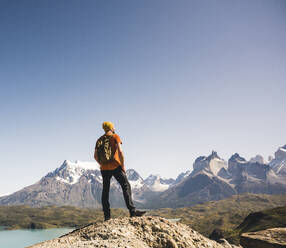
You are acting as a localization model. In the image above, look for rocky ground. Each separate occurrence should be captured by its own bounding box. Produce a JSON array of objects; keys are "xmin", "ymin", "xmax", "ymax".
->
[
  {"xmin": 28, "ymin": 216, "xmax": 241, "ymax": 248},
  {"xmin": 240, "ymin": 228, "xmax": 286, "ymax": 248}
]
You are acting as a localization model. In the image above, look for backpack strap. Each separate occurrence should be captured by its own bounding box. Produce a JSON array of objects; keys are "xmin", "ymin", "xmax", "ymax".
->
[{"xmin": 106, "ymin": 133, "xmax": 114, "ymax": 141}]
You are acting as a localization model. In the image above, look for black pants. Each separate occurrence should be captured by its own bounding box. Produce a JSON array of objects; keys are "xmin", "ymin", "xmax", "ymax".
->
[{"xmin": 101, "ymin": 166, "xmax": 135, "ymax": 217}]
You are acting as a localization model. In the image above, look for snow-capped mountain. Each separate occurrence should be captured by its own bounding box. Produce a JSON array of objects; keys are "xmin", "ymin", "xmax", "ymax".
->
[
  {"xmin": 125, "ymin": 169, "xmax": 156, "ymax": 203},
  {"xmin": 0, "ymin": 160, "xmax": 174, "ymax": 207},
  {"xmin": 126, "ymin": 169, "xmax": 144, "ymax": 190},
  {"xmin": 192, "ymin": 151, "xmax": 229, "ymax": 178},
  {"xmin": 146, "ymin": 152, "xmax": 236, "ymax": 208},
  {"xmin": 227, "ymin": 153, "xmax": 281, "ymax": 194},
  {"xmin": 143, "ymin": 147, "xmax": 286, "ymax": 209},
  {"xmin": 0, "ymin": 160, "xmax": 125, "ymax": 208},
  {"xmin": 49, "ymin": 160, "xmax": 101, "ymax": 185}
]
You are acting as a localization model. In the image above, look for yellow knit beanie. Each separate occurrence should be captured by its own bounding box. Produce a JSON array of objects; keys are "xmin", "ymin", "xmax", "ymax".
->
[{"xmin": 102, "ymin": 121, "xmax": 114, "ymax": 132}]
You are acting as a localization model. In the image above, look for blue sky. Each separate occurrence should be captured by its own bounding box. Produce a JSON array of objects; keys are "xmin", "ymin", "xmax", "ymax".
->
[{"xmin": 0, "ymin": 0, "xmax": 286, "ymax": 196}]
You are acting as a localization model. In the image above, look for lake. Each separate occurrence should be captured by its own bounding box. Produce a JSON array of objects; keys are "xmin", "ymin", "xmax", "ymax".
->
[{"xmin": 0, "ymin": 227, "xmax": 74, "ymax": 248}]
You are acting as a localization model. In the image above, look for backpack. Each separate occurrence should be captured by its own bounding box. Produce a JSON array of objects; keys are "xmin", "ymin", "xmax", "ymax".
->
[{"xmin": 96, "ymin": 135, "xmax": 115, "ymax": 164}]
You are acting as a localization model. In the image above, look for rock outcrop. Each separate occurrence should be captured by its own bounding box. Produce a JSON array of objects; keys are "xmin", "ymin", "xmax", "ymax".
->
[
  {"xmin": 28, "ymin": 216, "xmax": 240, "ymax": 248},
  {"xmin": 240, "ymin": 228, "xmax": 286, "ymax": 248},
  {"xmin": 270, "ymin": 144, "xmax": 286, "ymax": 176}
]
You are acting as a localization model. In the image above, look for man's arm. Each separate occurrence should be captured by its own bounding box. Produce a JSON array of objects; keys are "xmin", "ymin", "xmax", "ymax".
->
[
  {"xmin": 94, "ymin": 149, "xmax": 100, "ymax": 164},
  {"xmin": 117, "ymin": 143, "xmax": 126, "ymax": 173}
]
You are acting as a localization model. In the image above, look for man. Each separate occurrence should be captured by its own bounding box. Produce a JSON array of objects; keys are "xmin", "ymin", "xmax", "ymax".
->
[{"xmin": 94, "ymin": 121, "xmax": 146, "ymax": 221}]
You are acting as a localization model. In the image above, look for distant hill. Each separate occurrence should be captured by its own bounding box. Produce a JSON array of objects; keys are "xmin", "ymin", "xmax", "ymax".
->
[
  {"xmin": 0, "ymin": 205, "xmax": 128, "ymax": 230},
  {"xmin": 148, "ymin": 193, "xmax": 286, "ymax": 243},
  {"xmin": 2, "ymin": 193, "xmax": 286, "ymax": 232},
  {"xmin": 224, "ymin": 205, "xmax": 286, "ymax": 244},
  {"xmin": 236, "ymin": 205, "xmax": 286, "ymax": 234}
]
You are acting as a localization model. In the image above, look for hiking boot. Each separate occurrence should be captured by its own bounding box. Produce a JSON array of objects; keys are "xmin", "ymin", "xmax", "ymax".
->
[
  {"xmin": 130, "ymin": 210, "xmax": 146, "ymax": 217},
  {"xmin": 104, "ymin": 210, "xmax": 111, "ymax": 221},
  {"xmin": 104, "ymin": 216, "xmax": 111, "ymax": 221}
]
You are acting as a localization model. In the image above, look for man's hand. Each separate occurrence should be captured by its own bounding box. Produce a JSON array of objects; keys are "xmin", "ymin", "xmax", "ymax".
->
[{"xmin": 121, "ymin": 166, "xmax": 126, "ymax": 173}]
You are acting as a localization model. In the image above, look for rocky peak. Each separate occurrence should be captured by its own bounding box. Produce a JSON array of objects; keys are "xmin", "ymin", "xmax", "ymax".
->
[
  {"xmin": 195, "ymin": 155, "xmax": 207, "ymax": 163},
  {"xmin": 174, "ymin": 170, "xmax": 191, "ymax": 184},
  {"xmin": 144, "ymin": 174, "xmax": 160, "ymax": 185},
  {"xmin": 126, "ymin": 169, "xmax": 142, "ymax": 181},
  {"xmin": 267, "ymin": 155, "xmax": 274, "ymax": 162},
  {"xmin": 56, "ymin": 160, "xmax": 99, "ymax": 173},
  {"xmin": 126, "ymin": 169, "xmax": 145, "ymax": 191},
  {"xmin": 46, "ymin": 160, "xmax": 100, "ymax": 185},
  {"xmin": 249, "ymin": 155, "xmax": 265, "ymax": 164},
  {"xmin": 207, "ymin": 151, "xmax": 220, "ymax": 161},
  {"xmin": 160, "ymin": 177, "xmax": 176, "ymax": 185},
  {"xmin": 228, "ymin": 153, "xmax": 248, "ymax": 176},
  {"xmin": 229, "ymin": 153, "xmax": 247, "ymax": 163},
  {"xmin": 269, "ymin": 145, "xmax": 286, "ymax": 176},
  {"xmin": 28, "ymin": 216, "xmax": 240, "ymax": 248},
  {"xmin": 192, "ymin": 151, "xmax": 225, "ymax": 176},
  {"xmin": 274, "ymin": 145, "xmax": 286, "ymax": 160}
]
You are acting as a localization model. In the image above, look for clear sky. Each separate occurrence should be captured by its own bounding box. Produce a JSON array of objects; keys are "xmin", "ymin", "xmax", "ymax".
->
[{"xmin": 0, "ymin": 0, "xmax": 286, "ymax": 196}]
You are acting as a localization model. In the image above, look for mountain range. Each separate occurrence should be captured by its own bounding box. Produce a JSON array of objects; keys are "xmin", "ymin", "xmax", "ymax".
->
[
  {"xmin": 1, "ymin": 144, "xmax": 286, "ymax": 208},
  {"xmin": 143, "ymin": 145, "xmax": 286, "ymax": 208}
]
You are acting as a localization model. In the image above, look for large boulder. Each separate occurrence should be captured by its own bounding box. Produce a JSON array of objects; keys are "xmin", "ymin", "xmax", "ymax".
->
[{"xmin": 28, "ymin": 216, "xmax": 241, "ymax": 248}]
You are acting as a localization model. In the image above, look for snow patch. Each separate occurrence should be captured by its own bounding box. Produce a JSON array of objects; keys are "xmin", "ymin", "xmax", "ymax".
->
[
  {"xmin": 0, "ymin": 192, "xmax": 11, "ymax": 197},
  {"xmin": 270, "ymin": 158, "xmax": 286, "ymax": 175},
  {"xmin": 148, "ymin": 181, "xmax": 170, "ymax": 192},
  {"xmin": 144, "ymin": 174, "xmax": 173, "ymax": 192},
  {"xmin": 209, "ymin": 157, "xmax": 227, "ymax": 176},
  {"xmin": 129, "ymin": 180, "xmax": 144, "ymax": 190},
  {"xmin": 55, "ymin": 160, "xmax": 100, "ymax": 185},
  {"xmin": 65, "ymin": 160, "xmax": 100, "ymax": 170}
]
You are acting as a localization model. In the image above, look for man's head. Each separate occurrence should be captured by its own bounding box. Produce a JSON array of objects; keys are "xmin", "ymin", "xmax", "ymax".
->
[{"xmin": 102, "ymin": 121, "xmax": 115, "ymax": 133}]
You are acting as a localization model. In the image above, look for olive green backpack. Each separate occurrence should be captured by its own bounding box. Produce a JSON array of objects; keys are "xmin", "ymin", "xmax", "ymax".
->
[{"xmin": 96, "ymin": 135, "xmax": 115, "ymax": 164}]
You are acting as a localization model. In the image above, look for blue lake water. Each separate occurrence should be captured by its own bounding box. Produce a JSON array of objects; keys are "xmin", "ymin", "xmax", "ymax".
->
[{"xmin": 0, "ymin": 227, "xmax": 74, "ymax": 248}]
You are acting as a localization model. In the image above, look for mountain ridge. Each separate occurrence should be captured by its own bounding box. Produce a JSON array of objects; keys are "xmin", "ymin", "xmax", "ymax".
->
[
  {"xmin": 142, "ymin": 144, "xmax": 286, "ymax": 208},
  {"xmin": 1, "ymin": 144, "xmax": 286, "ymax": 208}
]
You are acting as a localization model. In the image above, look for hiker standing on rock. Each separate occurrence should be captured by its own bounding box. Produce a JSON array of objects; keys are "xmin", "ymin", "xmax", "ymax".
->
[{"xmin": 94, "ymin": 121, "xmax": 146, "ymax": 221}]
